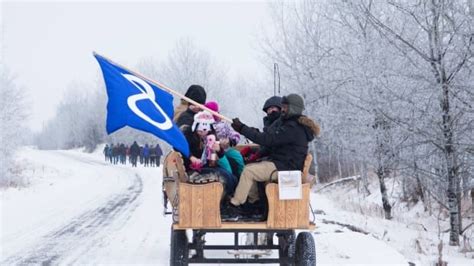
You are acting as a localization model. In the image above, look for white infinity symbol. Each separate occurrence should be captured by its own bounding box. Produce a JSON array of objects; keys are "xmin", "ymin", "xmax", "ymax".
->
[{"xmin": 123, "ymin": 74, "xmax": 173, "ymax": 130}]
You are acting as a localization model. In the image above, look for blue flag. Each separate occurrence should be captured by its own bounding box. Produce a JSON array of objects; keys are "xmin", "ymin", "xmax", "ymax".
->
[{"xmin": 94, "ymin": 53, "xmax": 189, "ymax": 157}]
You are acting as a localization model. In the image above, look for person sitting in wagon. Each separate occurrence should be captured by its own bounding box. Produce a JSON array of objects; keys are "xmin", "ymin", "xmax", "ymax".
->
[
  {"xmin": 204, "ymin": 101, "xmax": 245, "ymax": 178},
  {"xmin": 225, "ymin": 94, "xmax": 320, "ymax": 218},
  {"xmin": 181, "ymin": 110, "xmax": 237, "ymax": 197},
  {"xmin": 175, "ymin": 84, "xmax": 207, "ymax": 128},
  {"xmin": 240, "ymin": 95, "xmax": 282, "ymax": 163}
]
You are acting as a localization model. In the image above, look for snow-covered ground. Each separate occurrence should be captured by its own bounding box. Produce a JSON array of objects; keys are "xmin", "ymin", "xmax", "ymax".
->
[
  {"xmin": 0, "ymin": 147, "xmax": 471, "ymax": 265},
  {"xmin": 313, "ymin": 177, "xmax": 474, "ymax": 266}
]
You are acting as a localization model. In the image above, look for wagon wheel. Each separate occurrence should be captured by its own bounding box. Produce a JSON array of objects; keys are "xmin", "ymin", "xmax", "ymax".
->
[{"xmin": 294, "ymin": 232, "xmax": 316, "ymax": 266}]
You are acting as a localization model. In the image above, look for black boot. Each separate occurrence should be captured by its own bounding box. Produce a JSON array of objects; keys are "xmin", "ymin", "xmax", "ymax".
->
[{"xmin": 221, "ymin": 201, "xmax": 244, "ymax": 222}]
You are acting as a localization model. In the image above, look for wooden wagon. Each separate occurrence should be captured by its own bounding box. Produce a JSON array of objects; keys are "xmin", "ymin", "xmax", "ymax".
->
[{"xmin": 162, "ymin": 148, "xmax": 316, "ymax": 265}]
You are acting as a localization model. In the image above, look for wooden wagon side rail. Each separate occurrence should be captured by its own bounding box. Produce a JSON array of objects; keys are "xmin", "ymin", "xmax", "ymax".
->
[
  {"xmin": 173, "ymin": 222, "xmax": 315, "ymax": 230},
  {"xmin": 266, "ymin": 183, "xmax": 311, "ymax": 228},
  {"xmin": 178, "ymin": 182, "xmax": 223, "ymax": 228}
]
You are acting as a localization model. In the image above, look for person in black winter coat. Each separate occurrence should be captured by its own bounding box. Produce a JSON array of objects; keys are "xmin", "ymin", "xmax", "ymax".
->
[
  {"xmin": 240, "ymin": 96, "xmax": 282, "ymax": 163},
  {"xmin": 130, "ymin": 141, "xmax": 140, "ymax": 167},
  {"xmin": 228, "ymin": 93, "xmax": 320, "ymax": 208},
  {"xmin": 262, "ymin": 96, "xmax": 282, "ymax": 131},
  {"xmin": 181, "ymin": 111, "xmax": 237, "ymax": 197},
  {"xmin": 176, "ymin": 85, "xmax": 207, "ymax": 128},
  {"xmin": 103, "ymin": 144, "xmax": 110, "ymax": 162},
  {"xmin": 155, "ymin": 144, "xmax": 163, "ymax": 167}
]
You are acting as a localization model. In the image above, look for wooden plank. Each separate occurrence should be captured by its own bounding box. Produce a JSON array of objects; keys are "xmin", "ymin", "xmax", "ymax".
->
[
  {"xmin": 266, "ymin": 184, "xmax": 276, "ymax": 228},
  {"xmin": 275, "ymin": 193, "xmax": 287, "ymax": 228},
  {"xmin": 179, "ymin": 183, "xmax": 191, "ymax": 227},
  {"xmin": 175, "ymin": 153, "xmax": 187, "ymax": 182},
  {"xmin": 266, "ymin": 183, "xmax": 286, "ymax": 228},
  {"xmin": 234, "ymin": 144, "xmax": 259, "ymax": 152},
  {"xmin": 163, "ymin": 180, "xmax": 177, "ymax": 207},
  {"xmin": 203, "ymin": 183, "xmax": 217, "ymax": 226},
  {"xmin": 213, "ymin": 183, "xmax": 223, "ymax": 227},
  {"xmin": 178, "ymin": 182, "xmax": 222, "ymax": 228},
  {"xmin": 173, "ymin": 222, "xmax": 316, "ymax": 230},
  {"xmin": 298, "ymin": 184, "xmax": 310, "ymax": 227},
  {"xmin": 286, "ymin": 199, "xmax": 298, "ymax": 228},
  {"xmin": 302, "ymin": 154, "xmax": 313, "ymax": 183},
  {"xmin": 266, "ymin": 183, "xmax": 311, "ymax": 229},
  {"xmin": 163, "ymin": 151, "xmax": 187, "ymax": 182},
  {"xmin": 203, "ymin": 182, "xmax": 222, "ymax": 227},
  {"xmin": 192, "ymin": 185, "xmax": 204, "ymax": 227}
]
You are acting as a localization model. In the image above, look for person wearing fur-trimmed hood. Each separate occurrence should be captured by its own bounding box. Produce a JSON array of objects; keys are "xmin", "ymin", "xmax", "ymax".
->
[{"xmin": 227, "ymin": 93, "xmax": 320, "ymax": 211}]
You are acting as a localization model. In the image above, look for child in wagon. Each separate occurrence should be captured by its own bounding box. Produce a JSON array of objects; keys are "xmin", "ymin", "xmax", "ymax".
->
[
  {"xmin": 182, "ymin": 110, "xmax": 237, "ymax": 196},
  {"xmin": 204, "ymin": 101, "xmax": 245, "ymax": 178}
]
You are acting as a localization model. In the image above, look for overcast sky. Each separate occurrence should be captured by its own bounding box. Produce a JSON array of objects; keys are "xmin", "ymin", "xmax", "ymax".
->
[{"xmin": 2, "ymin": 0, "xmax": 271, "ymax": 132}]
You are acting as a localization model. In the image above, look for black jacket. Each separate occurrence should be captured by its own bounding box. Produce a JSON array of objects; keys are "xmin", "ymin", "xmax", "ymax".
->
[
  {"xmin": 262, "ymin": 112, "xmax": 281, "ymax": 131},
  {"xmin": 240, "ymin": 115, "xmax": 319, "ymax": 171},
  {"xmin": 155, "ymin": 145, "xmax": 163, "ymax": 157},
  {"xmin": 176, "ymin": 108, "xmax": 195, "ymax": 128},
  {"xmin": 130, "ymin": 142, "xmax": 140, "ymax": 156},
  {"xmin": 258, "ymin": 113, "xmax": 282, "ymax": 158},
  {"xmin": 181, "ymin": 126, "xmax": 205, "ymax": 171}
]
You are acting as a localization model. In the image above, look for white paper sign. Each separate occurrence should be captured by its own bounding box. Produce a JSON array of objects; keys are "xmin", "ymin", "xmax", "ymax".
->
[{"xmin": 278, "ymin": 171, "xmax": 302, "ymax": 200}]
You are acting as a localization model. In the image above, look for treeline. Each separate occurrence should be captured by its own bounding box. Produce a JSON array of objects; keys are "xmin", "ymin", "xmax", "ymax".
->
[{"xmin": 260, "ymin": 0, "xmax": 473, "ymax": 246}]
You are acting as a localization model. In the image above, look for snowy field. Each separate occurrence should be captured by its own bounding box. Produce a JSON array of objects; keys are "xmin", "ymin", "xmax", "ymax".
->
[{"xmin": 0, "ymin": 147, "xmax": 472, "ymax": 265}]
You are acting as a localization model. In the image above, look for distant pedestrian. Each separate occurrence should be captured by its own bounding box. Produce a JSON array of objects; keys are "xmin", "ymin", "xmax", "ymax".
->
[
  {"xmin": 139, "ymin": 146, "xmax": 144, "ymax": 165},
  {"xmin": 112, "ymin": 144, "xmax": 119, "ymax": 164},
  {"xmin": 149, "ymin": 145, "xmax": 156, "ymax": 167},
  {"xmin": 126, "ymin": 145, "xmax": 130, "ymax": 164},
  {"xmin": 103, "ymin": 144, "xmax": 110, "ymax": 162},
  {"xmin": 130, "ymin": 141, "xmax": 140, "ymax": 167},
  {"xmin": 108, "ymin": 144, "xmax": 114, "ymax": 163},
  {"xmin": 155, "ymin": 144, "xmax": 163, "ymax": 167},
  {"xmin": 119, "ymin": 143, "xmax": 126, "ymax": 164},
  {"xmin": 143, "ymin": 144, "xmax": 150, "ymax": 167}
]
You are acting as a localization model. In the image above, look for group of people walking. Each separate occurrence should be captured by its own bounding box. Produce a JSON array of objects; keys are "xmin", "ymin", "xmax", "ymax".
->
[
  {"xmin": 103, "ymin": 142, "xmax": 163, "ymax": 167},
  {"xmin": 173, "ymin": 85, "xmax": 320, "ymax": 220}
]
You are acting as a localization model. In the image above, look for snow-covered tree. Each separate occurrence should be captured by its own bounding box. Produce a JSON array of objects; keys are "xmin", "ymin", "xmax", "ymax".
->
[
  {"xmin": 0, "ymin": 67, "xmax": 28, "ymax": 186},
  {"xmin": 159, "ymin": 37, "xmax": 229, "ymax": 100},
  {"xmin": 35, "ymin": 80, "xmax": 106, "ymax": 151},
  {"xmin": 260, "ymin": 0, "xmax": 473, "ymax": 233},
  {"xmin": 355, "ymin": 0, "xmax": 473, "ymax": 246}
]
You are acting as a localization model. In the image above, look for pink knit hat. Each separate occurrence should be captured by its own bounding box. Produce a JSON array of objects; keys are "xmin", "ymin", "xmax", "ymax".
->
[{"xmin": 204, "ymin": 101, "xmax": 220, "ymax": 121}]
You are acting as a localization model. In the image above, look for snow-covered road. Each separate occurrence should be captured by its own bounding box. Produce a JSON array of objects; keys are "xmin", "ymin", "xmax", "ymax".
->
[
  {"xmin": 1, "ymin": 147, "xmax": 410, "ymax": 265},
  {"xmin": 1, "ymin": 148, "xmax": 169, "ymax": 264}
]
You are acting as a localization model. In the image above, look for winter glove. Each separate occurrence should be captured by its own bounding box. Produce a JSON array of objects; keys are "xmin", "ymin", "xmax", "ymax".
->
[
  {"xmin": 190, "ymin": 161, "xmax": 203, "ymax": 171},
  {"xmin": 231, "ymin": 118, "xmax": 244, "ymax": 133},
  {"xmin": 240, "ymin": 146, "xmax": 251, "ymax": 156},
  {"xmin": 190, "ymin": 156, "xmax": 203, "ymax": 171}
]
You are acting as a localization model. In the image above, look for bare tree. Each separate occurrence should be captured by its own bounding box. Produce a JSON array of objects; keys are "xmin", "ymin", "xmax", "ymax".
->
[{"xmin": 159, "ymin": 37, "xmax": 229, "ymax": 99}]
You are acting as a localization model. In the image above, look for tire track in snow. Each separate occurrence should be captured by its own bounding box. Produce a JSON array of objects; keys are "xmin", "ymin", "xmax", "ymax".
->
[
  {"xmin": 52, "ymin": 150, "xmax": 111, "ymax": 167},
  {"xmin": 2, "ymin": 174, "xmax": 143, "ymax": 265}
]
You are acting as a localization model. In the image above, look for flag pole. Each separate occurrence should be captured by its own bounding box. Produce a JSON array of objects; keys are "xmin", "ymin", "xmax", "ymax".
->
[{"xmin": 94, "ymin": 52, "xmax": 232, "ymax": 123}]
